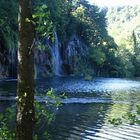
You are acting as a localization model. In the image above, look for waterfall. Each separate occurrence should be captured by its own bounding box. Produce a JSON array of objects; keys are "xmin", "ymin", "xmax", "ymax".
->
[
  {"xmin": 52, "ymin": 31, "xmax": 62, "ymax": 76},
  {"xmin": 6, "ymin": 47, "xmax": 17, "ymax": 78},
  {"xmin": 46, "ymin": 31, "xmax": 62, "ymax": 76},
  {"xmin": 34, "ymin": 33, "xmax": 87, "ymax": 77},
  {"xmin": 10, "ymin": 48, "xmax": 17, "ymax": 78}
]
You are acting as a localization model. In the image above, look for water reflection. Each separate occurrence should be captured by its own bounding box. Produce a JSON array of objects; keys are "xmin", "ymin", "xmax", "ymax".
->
[
  {"xmin": 47, "ymin": 104, "xmax": 110, "ymax": 140},
  {"xmin": 0, "ymin": 80, "xmax": 16, "ymax": 96},
  {"xmin": 0, "ymin": 77, "xmax": 140, "ymax": 139},
  {"xmin": 47, "ymin": 103, "xmax": 140, "ymax": 140}
]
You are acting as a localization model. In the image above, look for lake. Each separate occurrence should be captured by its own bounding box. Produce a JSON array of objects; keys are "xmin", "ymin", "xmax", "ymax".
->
[{"xmin": 0, "ymin": 77, "xmax": 140, "ymax": 139}]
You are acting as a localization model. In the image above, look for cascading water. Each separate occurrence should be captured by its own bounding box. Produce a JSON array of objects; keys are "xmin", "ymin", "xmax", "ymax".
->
[
  {"xmin": 0, "ymin": 31, "xmax": 87, "ymax": 78},
  {"xmin": 52, "ymin": 31, "xmax": 62, "ymax": 75},
  {"xmin": 47, "ymin": 31, "xmax": 62, "ymax": 76},
  {"xmin": 9, "ymin": 47, "xmax": 17, "ymax": 78},
  {"xmin": 34, "ymin": 33, "xmax": 88, "ymax": 77}
]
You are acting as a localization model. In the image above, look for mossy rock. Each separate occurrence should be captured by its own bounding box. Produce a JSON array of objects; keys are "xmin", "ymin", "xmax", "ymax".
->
[{"xmin": 84, "ymin": 75, "xmax": 92, "ymax": 81}]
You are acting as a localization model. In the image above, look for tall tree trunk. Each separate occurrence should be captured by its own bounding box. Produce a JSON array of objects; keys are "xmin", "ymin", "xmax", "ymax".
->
[{"xmin": 16, "ymin": 0, "xmax": 35, "ymax": 140}]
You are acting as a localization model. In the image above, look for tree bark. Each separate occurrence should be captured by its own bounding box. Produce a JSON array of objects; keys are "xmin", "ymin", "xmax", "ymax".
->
[{"xmin": 16, "ymin": 0, "xmax": 35, "ymax": 140}]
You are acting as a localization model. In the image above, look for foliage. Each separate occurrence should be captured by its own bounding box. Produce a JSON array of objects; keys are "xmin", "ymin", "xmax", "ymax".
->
[
  {"xmin": 106, "ymin": 5, "xmax": 140, "ymax": 77},
  {"xmin": 108, "ymin": 118, "xmax": 122, "ymax": 126},
  {"xmin": 1, "ymin": 0, "xmax": 140, "ymax": 77},
  {"xmin": 33, "ymin": 4, "xmax": 53, "ymax": 44},
  {"xmin": 34, "ymin": 89, "xmax": 62, "ymax": 139},
  {"xmin": 84, "ymin": 74, "xmax": 92, "ymax": 81},
  {"xmin": 0, "ymin": 0, "xmax": 18, "ymax": 49},
  {"xmin": 0, "ymin": 107, "xmax": 16, "ymax": 140},
  {"xmin": 0, "ymin": 89, "xmax": 63, "ymax": 140},
  {"xmin": 34, "ymin": 0, "xmax": 119, "ymax": 76},
  {"xmin": 89, "ymin": 47, "xmax": 106, "ymax": 66}
]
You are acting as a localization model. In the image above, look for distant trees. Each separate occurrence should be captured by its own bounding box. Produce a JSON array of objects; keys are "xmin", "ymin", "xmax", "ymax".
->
[
  {"xmin": 36, "ymin": 0, "xmax": 118, "ymax": 76},
  {"xmin": 0, "ymin": 0, "xmax": 18, "ymax": 78},
  {"xmin": 106, "ymin": 5, "xmax": 140, "ymax": 77},
  {"xmin": 1, "ymin": 0, "xmax": 140, "ymax": 78},
  {"xmin": 0, "ymin": 0, "xmax": 18, "ymax": 49},
  {"xmin": 132, "ymin": 30, "xmax": 140, "ymax": 77}
]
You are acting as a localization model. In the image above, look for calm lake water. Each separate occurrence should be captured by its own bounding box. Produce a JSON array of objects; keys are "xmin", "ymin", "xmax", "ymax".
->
[{"xmin": 0, "ymin": 77, "xmax": 140, "ymax": 140}]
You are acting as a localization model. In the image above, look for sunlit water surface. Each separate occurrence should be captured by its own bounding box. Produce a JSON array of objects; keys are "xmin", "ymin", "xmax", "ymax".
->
[{"xmin": 0, "ymin": 77, "xmax": 140, "ymax": 140}]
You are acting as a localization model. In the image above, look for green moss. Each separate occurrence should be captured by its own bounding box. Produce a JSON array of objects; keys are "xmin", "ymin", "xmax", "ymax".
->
[{"xmin": 84, "ymin": 74, "xmax": 92, "ymax": 81}]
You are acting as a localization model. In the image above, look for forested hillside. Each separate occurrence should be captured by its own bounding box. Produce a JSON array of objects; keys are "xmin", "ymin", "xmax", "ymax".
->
[
  {"xmin": 106, "ymin": 5, "xmax": 140, "ymax": 77},
  {"xmin": 0, "ymin": 0, "xmax": 140, "ymax": 78},
  {"xmin": 0, "ymin": 0, "xmax": 18, "ymax": 78}
]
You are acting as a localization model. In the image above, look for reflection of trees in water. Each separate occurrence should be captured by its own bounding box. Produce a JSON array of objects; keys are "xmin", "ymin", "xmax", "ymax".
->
[
  {"xmin": 45, "ymin": 90, "xmax": 140, "ymax": 140},
  {"xmin": 0, "ymin": 81, "xmax": 16, "ymax": 96},
  {"xmin": 1, "ymin": 78, "xmax": 140, "ymax": 139},
  {"xmin": 46, "ymin": 103, "xmax": 111, "ymax": 140},
  {"xmin": 106, "ymin": 89, "xmax": 140, "ymax": 120},
  {"xmin": 106, "ymin": 104, "xmax": 130, "ymax": 120}
]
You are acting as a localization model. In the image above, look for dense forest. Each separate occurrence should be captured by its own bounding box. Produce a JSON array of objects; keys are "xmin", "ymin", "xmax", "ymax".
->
[
  {"xmin": 1, "ymin": 1, "xmax": 140, "ymax": 140},
  {"xmin": 106, "ymin": 5, "xmax": 140, "ymax": 77},
  {"xmin": 0, "ymin": 0, "xmax": 140, "ymax": 78}
]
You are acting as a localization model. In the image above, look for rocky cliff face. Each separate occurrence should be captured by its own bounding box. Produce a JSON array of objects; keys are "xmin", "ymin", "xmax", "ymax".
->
[
  {"xmin": 0, "ymin": 42, "xmax": 17, "ymax": 79},
  {"xmin": 62, "ymin": 34, "xmax": 88, "ymax": 75},
  {"xmin": 0, "ymin": 32, "xmax": 88, "ymax": 79},
  {"xmin": 0, "ymin": 39, "xmax": 6, "ymax": 78},
  {"xmin": 34, "ymin": 32, "xmax": 88, "ymax": 78}
]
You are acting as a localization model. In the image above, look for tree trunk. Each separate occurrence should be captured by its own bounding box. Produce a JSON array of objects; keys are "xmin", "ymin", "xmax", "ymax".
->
[{"xmin": 16, "ymin": 0, "xmax": 35, "ymax": 140}]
